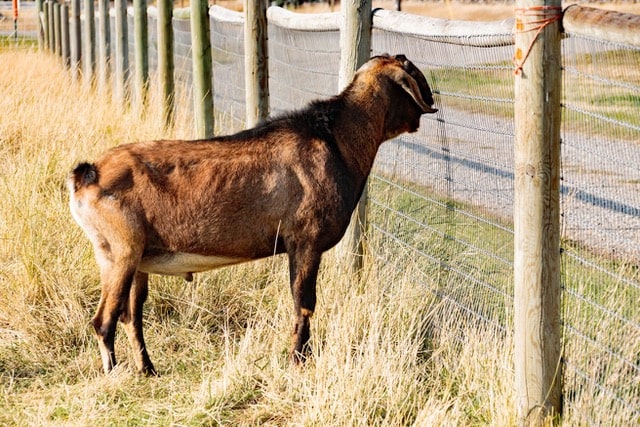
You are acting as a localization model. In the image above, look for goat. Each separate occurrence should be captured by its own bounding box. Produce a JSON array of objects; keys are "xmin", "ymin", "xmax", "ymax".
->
[{"xmin": 68, "ymin": 54, "xmax": 437, "ymax": 375}]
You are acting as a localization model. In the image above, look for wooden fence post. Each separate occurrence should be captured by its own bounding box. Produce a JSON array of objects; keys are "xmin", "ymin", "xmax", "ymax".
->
[
  {"xmin": 513, "ymin": 0, "xmax": 563, "ymax": 424},
  {"xmin": 190, "ymin": 0, "xmax": 214, "ymax": 138},
  {"xmin": 70, "ymin": 0, "xmax": 81, "ymax": 80},
  {"xmin": 53, "ymin": 2, "xmax": 61, "ymax": 54},
  {"xmin": 336, "ymin": 0, "xmax": 371, "ymax": 274},
  {"xmin": 61, "ymin": 3, "xmax": 70, "ymax": 67},
  {"xmin": 157, "ymin": 0, "xmax": 175, "ymax": 129},
  {"xmin": 42, "ymin": 1, "xmax": 49, "ymax": 50},
  {"xmin": 97, "ymin": 0, "xmax": 110, "ymax": 94},
  {"xmin": 114, "ymin": 0, "xmax": 129, "ymax": 104},
  {"xmin": 47, "ymin": 1, "xmax": 55, "ymax": 50},
  {"xmin": 244, "ymin": 0, "xmax": 269, "ymax": 128},
  {"xmin": 36, "ymin": 0, "xmax": 44, "ymax": 50},
  {"xmin": 83, "ymin": 0, "xmax": 96, "ymax": 87},
  {"xmin": 133, "ymin": 0, "xmax": 150, "ymax": 111}
]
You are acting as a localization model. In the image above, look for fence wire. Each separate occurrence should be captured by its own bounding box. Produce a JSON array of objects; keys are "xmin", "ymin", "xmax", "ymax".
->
[
  {"xmin": 559, "ymin": 33, "xmax": 640, "ymax": 424},
  {"xmin": 369, "ymin": 29, "xmax": 516, "ymax": 344}
]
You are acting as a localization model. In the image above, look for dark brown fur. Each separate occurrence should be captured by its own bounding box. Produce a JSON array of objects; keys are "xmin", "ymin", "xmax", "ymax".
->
[{"xmin": 68, "ymin": 54, "xmax": 437, "ymax": 375}]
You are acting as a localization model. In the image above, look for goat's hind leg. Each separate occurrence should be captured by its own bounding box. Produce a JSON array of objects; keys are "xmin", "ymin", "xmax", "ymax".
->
[
  {"xmin": 89, "ymin": 216, "xmax": 144, "ymax": 374},
  {"xmin": 120, "ymin": 271, "xmax": 157, "ymax": 376},
  {"xmin": 92, "ymin": 259, "xmax": 138, "ymax": 374}
]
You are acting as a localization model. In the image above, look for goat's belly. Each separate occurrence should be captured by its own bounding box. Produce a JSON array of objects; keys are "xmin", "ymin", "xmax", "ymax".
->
[{"xmin": 139, "ymin": 252, "xmax": 247, "ymax": 278}]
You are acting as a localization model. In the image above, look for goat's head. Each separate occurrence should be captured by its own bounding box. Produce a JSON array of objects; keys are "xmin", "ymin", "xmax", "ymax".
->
[{"xmin": 353, "ymin": 54, "xmax": 438, "ymax": 139}]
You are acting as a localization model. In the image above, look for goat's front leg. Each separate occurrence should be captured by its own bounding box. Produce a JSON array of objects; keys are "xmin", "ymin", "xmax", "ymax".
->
[
  {"xmin": 119, "ymin": 271, "xmax": 157, "ymax": 376},
  {"xmin": 288, "ymin": 248, "xmax": 321, "ymax": 364}
]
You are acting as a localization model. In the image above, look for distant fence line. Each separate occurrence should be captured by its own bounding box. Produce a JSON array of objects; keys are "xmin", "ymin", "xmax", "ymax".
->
[{"xmin": 35, "ymin": 2, "xmax": 640, "ymax": 425}]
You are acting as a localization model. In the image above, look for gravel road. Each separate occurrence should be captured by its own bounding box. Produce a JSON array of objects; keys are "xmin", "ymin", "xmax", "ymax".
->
[{"xmin": 374, "ymin": 106, "xmax": 640, "ymax": 264}]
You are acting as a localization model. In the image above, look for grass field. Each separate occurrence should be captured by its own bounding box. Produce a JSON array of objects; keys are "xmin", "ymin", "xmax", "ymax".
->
[{"xmin": 0, "ymin": 43, "xmax": 638, "ymax": 425}]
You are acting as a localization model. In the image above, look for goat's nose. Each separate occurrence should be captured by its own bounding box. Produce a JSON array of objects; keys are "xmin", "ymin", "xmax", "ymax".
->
[{"xmin": 424, "ymin": 106, "xmax": 438, "ymax": 114}]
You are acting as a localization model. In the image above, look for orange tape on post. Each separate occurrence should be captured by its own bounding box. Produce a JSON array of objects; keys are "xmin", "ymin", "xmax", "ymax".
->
[{"xmin": 513, "ymin": 6, "xmax": 563, "ymax": 75}]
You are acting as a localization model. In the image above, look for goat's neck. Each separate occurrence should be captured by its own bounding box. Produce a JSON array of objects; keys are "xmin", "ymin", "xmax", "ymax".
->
[{"xmin": 332, "ymin": 91, "xmax": 388, "ymax": 186}]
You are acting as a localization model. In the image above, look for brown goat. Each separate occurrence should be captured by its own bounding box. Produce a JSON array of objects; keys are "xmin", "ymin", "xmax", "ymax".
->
[{"xmin": 68, "ymin": 54, "xmax": 437, "ymax": 375}]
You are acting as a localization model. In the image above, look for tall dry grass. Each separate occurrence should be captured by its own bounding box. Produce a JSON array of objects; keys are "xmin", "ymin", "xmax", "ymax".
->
[{"xmin": 0, "ymin": 49, "xmax": 521, "ymax": 425}]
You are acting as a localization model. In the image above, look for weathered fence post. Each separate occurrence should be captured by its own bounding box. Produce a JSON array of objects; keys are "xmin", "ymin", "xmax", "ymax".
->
[
  {"xmin": 83, "ymin": 0, "xmax": 96, "ymax": 87},
  {"xmin": 114, "ymin": 0, "xmax": 129, "ymax": 104},
  {"xmin": 47, "ymin": 1, "xmax": 55, "ymax": 50},
  {"xmin": 97, "ymin": 0, "xmax": 110, "ymax": 94},
  {"xmin": 53, "ymin": 1, "xmax": 61, "ymax": 54},
  {"xmin": 244, "ymin": 0, "xmax": 269, "ymax": 127},
  {"xmin": 513, "ymin": 0, "xmax": 563, "ymax": 424},
  {"xmin": 157, "ymin": 0, "xmax": 175, "ymax": 129},
  {"xmin": 36, "ymin": 0, "xmax": 44, "ymax": 50},
  {"xmin": 70, "ymin": 0, "xmax": 82, "ymax": 80},
  {"xmin": 42, "ymin": 1, "xmax": 49, "ymax": 50},
  {"xmin": 133, "ymin": 0, "xmax": 149, "ymax": 111},
  {"xmin": 61, "ymin": 2, "xmax": 70, "ymax": 67},
  {"xmin": 190, "ymin": 0, "xmax": 214, "ymax": 138},
  {"xmin": 336, "ymin": 0, "xmax": 372, "ymax": 274}
]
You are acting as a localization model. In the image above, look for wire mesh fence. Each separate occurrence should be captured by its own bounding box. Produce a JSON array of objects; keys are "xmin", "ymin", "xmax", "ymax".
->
[
  {"xmin": 559, "ymin": 33, "xmax": 640, "ymax": 423},
  {"xmin": 369, "ymin": 28, "xmax": 516, "ymax": 341}
]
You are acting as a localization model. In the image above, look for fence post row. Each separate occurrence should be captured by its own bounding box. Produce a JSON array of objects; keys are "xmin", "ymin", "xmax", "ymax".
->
[{"xmin": 513, "ymin": 0, "xmax": 562, "ymax": 424}]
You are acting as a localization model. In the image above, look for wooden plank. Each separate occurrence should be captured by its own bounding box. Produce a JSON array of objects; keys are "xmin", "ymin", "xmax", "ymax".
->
[
  {"xmin": 513, "ymin": 0, "xmax": 563, "ymax": 424},
  {"xmin": 563, "ymin": 5, "xmax": 640, "ymax": 47},
  {"xmin": 266, "ymin": 6, "xmax": 339, "ymax": 31},
  {"xmin": 210, "ymin": 5, "xmax": 243, "ymax": 24},
  {"xmin": 373, "ymin": 9, "xmax": 514, "ymax": 47}
]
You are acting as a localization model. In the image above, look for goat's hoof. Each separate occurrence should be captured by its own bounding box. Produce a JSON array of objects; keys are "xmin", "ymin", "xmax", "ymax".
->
[
  {"xmin": 139, "ymin": 365, "xmax": 159, "ymax": 377},
  {"xmin": 290, "ymin": 347, "xmax": 312, "ymax": 365}
]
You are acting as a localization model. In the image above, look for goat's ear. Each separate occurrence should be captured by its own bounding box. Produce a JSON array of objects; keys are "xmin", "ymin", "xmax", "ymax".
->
[{"xmin": 387, "ymin": 65, "xmax": 438, "ymax": 114}]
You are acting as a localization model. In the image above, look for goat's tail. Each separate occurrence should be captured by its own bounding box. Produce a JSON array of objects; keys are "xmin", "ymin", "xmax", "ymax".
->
[{"xmin": 70, "ymin": 162, "xmax": 99, "ymax": 191}]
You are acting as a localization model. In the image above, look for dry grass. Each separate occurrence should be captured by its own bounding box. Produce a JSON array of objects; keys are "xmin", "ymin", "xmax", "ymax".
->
[{"xmin": 0, "ymin": 48, "xmax": 520, "ymax": 425}]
